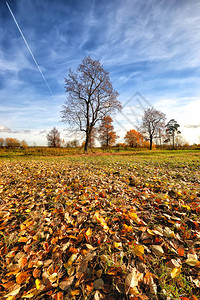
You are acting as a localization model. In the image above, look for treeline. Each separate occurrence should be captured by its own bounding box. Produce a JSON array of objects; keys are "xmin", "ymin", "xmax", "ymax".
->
[
  {"xmin": 0, "ymin": 138, "xmax": 28, "ymax": 149},
  {"xmin": 46, "ymin": 115, "xmax": 194, "ymax": 150}
]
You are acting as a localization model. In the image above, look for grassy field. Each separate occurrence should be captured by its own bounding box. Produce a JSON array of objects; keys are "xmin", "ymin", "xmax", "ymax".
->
[{"xmin": 0, "ymin": 150, "xmax": 199, "ymax": 299}]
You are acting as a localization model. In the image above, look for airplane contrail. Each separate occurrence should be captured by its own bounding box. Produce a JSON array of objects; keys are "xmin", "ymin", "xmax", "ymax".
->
[{"xmin": 6, "ymin": 2, "xmax": 54, "ymax": 96}]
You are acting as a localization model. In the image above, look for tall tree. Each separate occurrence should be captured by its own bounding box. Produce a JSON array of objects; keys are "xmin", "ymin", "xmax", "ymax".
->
[
  {"xmin": 98, "ymin": 116, "xmax": 118, "ymax": 147},
  {"xmin": 61, "ymin": 56, "xmax": 121, "ymax": 152},
  {"xmin": 165, "ymin": 119, "xmax": 181, "ymax": 149},
  {"xmin": 141, "ymin": 107, "xmax": 166, "ymax": 150},
  {"xmin": 46, "ymin": 127, "xmax": 61, "ymax": 148},
  {"xmin": 124, "ymin": 129, "xmax": 144, "ymax": 148}
]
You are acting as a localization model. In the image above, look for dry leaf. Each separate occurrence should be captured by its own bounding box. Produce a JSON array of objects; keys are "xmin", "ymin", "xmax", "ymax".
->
[
  {"xmin": 93, "ymin": 278, "xmax": 104, "ymax": 290},
  {"xmin": 59, "ymin": 276, "xmax": 75, "ymax": 291},
  {"xmin": 171, "ymin": 267, "xmax": 181, "ymax": 278},
  {"xmin": 151, "ymin": 245, "xmax": 164, "ymax": 256},
  {"xmin": 16, "ymin": 271, "xmax": 30, "ymax": 284},
  {"xmin": 134, "ymin": 245, "xmax": 144, "ymax": 256}
]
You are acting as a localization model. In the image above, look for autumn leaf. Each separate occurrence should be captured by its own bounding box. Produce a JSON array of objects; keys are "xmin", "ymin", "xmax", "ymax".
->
[
  {"xmin": 4, "ymin": 284, "xmax": 21, "ymax": 298},
  {"xmin": 171, "ymin": 267, "xmax": 181, "ymax": 278},
  {"xmin": 133, "ymin": 245, "xmax": 144, "ymax": 256},
  {"xmin": 178, "ymin": 247, "xmax": 185, "ymax": 257},
  {"xmin": 18, "ymin": 236, "xmax": 28, "ymax": 243},
  {"xmin": 18, "ymin": 256, "xmax": 27, "ymax": 269},
  {"xmin": 151, "ymin": 245, "xmax": 164, "ymax": 256},
  {"xmin": 35, "ymin": 279, "xmax": 41, "ymax": 290},
  {"xmin": 16, "ymin": 271, "xmax": 30, "ymax": 284}
]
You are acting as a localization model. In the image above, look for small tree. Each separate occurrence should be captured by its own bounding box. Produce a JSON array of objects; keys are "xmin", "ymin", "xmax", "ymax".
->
[
  {"xmin": 141, "ymin": 107, "xmax": 166, "ymax": 150},
  {"xmin": 46, "ymin": 127, "xmax": 61, "ymax": 148},
  {"xmin": 21, "ymin": 140, "xmax": 28, "ymax": 149},
  {"xmin": 0, "ymin": 138, "xmax": 4, "ymax": 147},
  {"xmin": 5, "ymin": 138, "xmax": 20, "ymax": 149},
  {"xmin": 124, "ymin": 129, "xmax": 144, "ymax": 148},
  {"xmin": 61, "ymin": 56, "xmax": 121, "ymax": 152},
  {"xmin": 98, "ymin": 116, "xmax": 118, "ymax": 147},
  {"xmin": 165, "ymin": 119, "xmax": 181, "ymax": 149},
  {"xmin": 71, "ymin": 139, "xmax": 79, "ymax": 147}
]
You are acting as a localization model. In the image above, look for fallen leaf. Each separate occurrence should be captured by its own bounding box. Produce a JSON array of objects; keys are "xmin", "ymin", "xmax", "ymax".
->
[
  {"xmin": 151, "ymin": 245, "xmax": 164, "ymax": 256},
  {"xmin": 171, "ymin": 267, "xmax": 181, "ymax": 278}
]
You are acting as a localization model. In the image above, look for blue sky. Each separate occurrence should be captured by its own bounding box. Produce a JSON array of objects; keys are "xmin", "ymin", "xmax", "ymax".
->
[{"xmin": 0, "ymin": 0, "xmax": 200, "ymax": 145}]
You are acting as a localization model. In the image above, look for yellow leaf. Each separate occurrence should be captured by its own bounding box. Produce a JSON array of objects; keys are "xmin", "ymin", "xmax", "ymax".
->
[
  {"xmin": 129, "ymin": 211, "xmax": 138, "ymax": 220},
  {"xmin": 113, "ymin": 241, "xmax": 122, "ymax": 249},
  {"xmin": 64, "ymin": 254, "xmax": 77, "ymax": 268},
  {"xmin": 51, "ymin": 237, "xmax": 58, "ymax": 244},
  {"xmin": 95, "ymin": 212, "xmax": 109, "ymax": 230},
  {"xmin": 171, "ymin": 267, "xmax": 181, "ymax": 278},
  {"xmin": 85, "ymin": 228, "xmax": 92, "ymax": 237},
  {"xmin": 20, "ymin": 224, "xmax": 26, "ymax": 231},
  {"xmin": 18, "ymin": 236, "xmax": 28, "ymax": 243},
  {"xmin": 71, "ymin": 289, "xmax": 81, "ymax": 296},
  {"xmin": 123, "ymin": 224, "xmax": 133, "ymax": 232},
  {"xmin": 35, "ymin": 279, "xmax": 41, "ymax": 290},
  {"xmin": 147, "ymin": 229, "xmax": 154, "ymax": 235},
  {"xmin": 133, "ymin": 245, "xmax": 144, "ymax": 256}
]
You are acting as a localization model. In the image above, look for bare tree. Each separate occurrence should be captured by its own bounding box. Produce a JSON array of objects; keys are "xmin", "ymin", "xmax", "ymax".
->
[
  {"xmin": 61, "ymin": 56, "xmax": 121, "ymax": 152},
  {"xmin": 46, "ymin": 127, "xmax": 61, "ymax": 148},
  {"xmin": 141, "ymin": 107, "xmax": 166, "ymax": 150}
]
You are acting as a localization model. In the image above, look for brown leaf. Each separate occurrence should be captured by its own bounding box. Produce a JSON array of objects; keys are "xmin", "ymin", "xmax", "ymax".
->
[
  {"xmin": 59, "ymin": 276, "xmax": 75, "ymax": 291},
  {"xmin": 18, "ymin": 256, "xmax": 27, "ymax": 269},
  {"xmin": 33, "ymin": 268, "xmax": 41, "ymax": 278},
  {"xmin": 16, "ymin": 271, "xmax": 30, "ymax": 284}
]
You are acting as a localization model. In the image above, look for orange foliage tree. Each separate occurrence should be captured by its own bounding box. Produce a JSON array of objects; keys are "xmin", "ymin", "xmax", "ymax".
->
[
  {"xmin": 98, "ymin": 116, "xmax": 118, "ymax": 147},
  {"xmin": 5, "ymin": 138, "xmax": 20, "ymax": 148},
  {"xmin": 124, "ymin": 129, "xmax": 144, "ymax": 148}
]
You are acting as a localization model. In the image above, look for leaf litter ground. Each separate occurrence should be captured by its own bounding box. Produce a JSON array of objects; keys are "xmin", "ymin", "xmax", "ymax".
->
[{"xmin": 0, "ymin": 152, "xmax": 200, "ymax": 300}]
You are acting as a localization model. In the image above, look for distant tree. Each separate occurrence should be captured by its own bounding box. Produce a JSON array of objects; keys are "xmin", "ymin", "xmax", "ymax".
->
[
  {"xmin": 0, "ymin": 138, "xmax": 4, "ymax": 147},
  {"xmin": 124, "ymin": 129, "xmax": 144, "ymax": 148},
  {"xmin": 98, "ymin": 116, "xmax": 119, "ymax": 147},
  {"xmin": 5, "ymin": 138, "xmax": 20, "ymax": 148},
  {"xmin": 165, "ymin": 119, "xmax": 181, "ymax": 149},
  {"xmin": 141, "ymin": 107, "xmax": 166, "ymax": 150},
  {"xmin": 61, "ymin": 56, "xmax": 121, "ymax": 152},
  {"xmin": 46, "ymin": 127, "xmax": 61, "ymax": 147},
  {"xmin": 20, "ymin": 140, "xmax": 28, "ymax": 149},
  {"xmin": 71, "ymin": 139, "xmax": 79, "ymax": 147}
]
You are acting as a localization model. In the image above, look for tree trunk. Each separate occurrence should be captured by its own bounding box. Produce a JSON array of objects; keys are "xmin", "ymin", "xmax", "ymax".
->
[
  {"xmin": 149, "ymin": 135, "xmax": 153, "ymax": 150},
  {"xmin": 84, "ymin": 135, "xmax": 89, "ymax": 152},
  {"xmin": 172, "ymin": 132, "xmax": 175, "ymax": 150}
]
